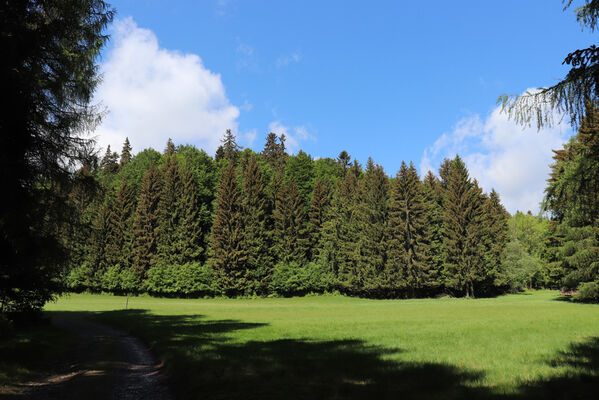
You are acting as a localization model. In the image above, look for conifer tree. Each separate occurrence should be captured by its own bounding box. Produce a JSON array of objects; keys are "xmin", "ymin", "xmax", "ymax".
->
[
  {"xmin": 120, "ymin": 137, "xmax": 132, "ymax": 168},
  {"xmin": 105, "ymin": 179, "xmax": 135, "ymax": 269},
  {"xmin": 86, "ymin": 191, "xmax": 114, "ymax": 286},
  {"xmin": 307, "ymin": 179, "xmax": 330, "ymax": 262},
  {"xmin": 386, "ymin": 162, "xmax": 431, "ymax": 297},
  {"xmin": 337, "ymin": 150, "xmax": 351, "ymax": 171},
  {"xmin": 443, "ymin": 156, "xmax": 485, "ymax": 297},
  {"xmin": 242, "ymin": 155, "xmax": 272, "ymax": 293},
  {"xmin": 273, "ymin": 178, "xmax": 307, "ymax": 264},
  {"xmin": 221, "ymin": 129, "xmax": 242, "ymax": 163},
  {"xmin": 101, "ymin": 145, "xmax": 119, "ymax": 174},
  {"xmin": 318, "ymin": 169, "xmax": 360, "ymax": 279},
  {"xmin": 422, "ymin": 171, "xmax": 444, "ymax": 289},
  {"xmin": 211, "ymin": 161, "xmax": 247, "ymax": 295},
  {"xmin": 132, "ymin": 162, "xmax": 161, "ymax": 279},
  {"xmin": 263, "ymin": 133, "xmax": 286, "ymax": 165},
  {"xmin": 177, "ymin": 157, "xmax": 204, "ymax": 264},
  {"xmin": 157, "ymin": 143, "xmax": 182, "ymax": 265},
  {"xmin": 481, "ymin": 189, "xmax": 509, "ymax": 289},
  {"xmin": 352, "ymin": 158, "xmax": 389, "ymax": 295}
]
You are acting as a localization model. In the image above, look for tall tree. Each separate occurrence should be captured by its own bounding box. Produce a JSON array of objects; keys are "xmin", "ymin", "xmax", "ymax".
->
[
  {"xmin": 443, "ymin": 156, "xmax": 485, "ymax": 297},
  {"xmin": 386, "ymin": 162, "xmax": 431, "ymax": 297},
  {"xmin": 242, "ymin": 156, "xmax": 272, "ymax": 293},
  {"xmin": 273, "ymin": 178, "xmax": 307, "ymax": 264},
  {"xmin": 307, "ymin": 179, "xmax": 330, "ymax": 262},
  {"xmin": 157, "ymin": 144, "xmax": 182, "ymax": 265},
  {"xmin": 177, "ymin": 157, "xmax": 204, "ymax": 264},
  {"xmin": 101, "ymin": 145, "xmax": 119, "ymax": 174},
  {"xmin": 211, "ymin": 161, "xmax": 247, "ymax": 295},
  {"xmin": 105, "ymin": 179, "xmax": 135, "ymax": 269},
  {"xmin": 221, "ymin": 129, "xmax": 242, "ymax": 163},
  {"xmin": 120, "ymin": 137, "xmax": 133, "ymax": 168},
  {"xmin": 422, "ymin": 171, "xmax": 444, "ymax": 290},
  {"xmin": 132, "ymin": 163, "xmax": 161, "ymax": 280},
  {"xmin": 351, "ymin": 158, "xmax": 389, "ymax": 295},
  {"xmin": 262, "ymin": 132, "xmax": 287, "ymax": 167}
]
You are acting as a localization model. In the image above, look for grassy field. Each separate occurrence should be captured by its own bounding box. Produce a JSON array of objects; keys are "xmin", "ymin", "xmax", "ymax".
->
[{"xmin": 42, "ymin": 291, "xmax": 599, "ymax": 399}]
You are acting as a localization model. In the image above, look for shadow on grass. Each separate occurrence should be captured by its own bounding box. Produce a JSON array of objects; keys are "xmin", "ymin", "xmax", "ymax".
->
[{"xmin": 4, "ymin": 309, "xmax": 599, "ymax": 400}]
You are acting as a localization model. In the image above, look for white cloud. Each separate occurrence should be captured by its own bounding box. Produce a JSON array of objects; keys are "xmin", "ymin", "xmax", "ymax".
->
[
  {"xmin": 268, "ymin": 121, "xmax": 315, "ymax": 154},
  {"xmin": 242, "ymin": 129, "xmax": 257, "ymax": 147},
  {"xmin": 420, "ymin": 104, "xmax": 573, "ymax": 214},
  {"xmin": 93, "ymin": 18, "xmax": 239, "ymax": 155},
  {"xmin": 276, "ymin": 52, "xmax": 301, "ymax": 68}
]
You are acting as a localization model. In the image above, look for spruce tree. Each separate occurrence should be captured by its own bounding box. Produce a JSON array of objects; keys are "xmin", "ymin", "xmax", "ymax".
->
[
  {"xmin": 242, "ymin": 155, "xmax": 272, "ymax": 293},
  {"xmin": 86, "ymin": 191, "xmax": 114, "ymax": 287},
  {"xmin": 273, "ymin": 178, "xmax": 308, "ymax": 264},
  {"xmin": 318, "ymin": 169, "xmax": 360, "ymax": 280},
  {"xmin": 101, "ymin": 145, "xmax": 119, "ymax": 174},
  {"xmin": 177, "ymin": 157, "xmax": 204, "ymax": 264},
  {"xmin": 105, "ymin": 179, "xmax": 135, "ymax": 269},
  {"xmin": 221, "ymin": 129, "xmax": 242, "ymax": 163},
  {"xmin": 352, "ymin": 158, "xmax": 389, "ymax": 295},
  {"xmin": 211, "ymin": 161, "xmax": 247, "ymax": 295},
  {"xmin": 307, "ymin": 179, "xmax": 330, "ymax": 262},
  {"xmin": 157, "ymin": 144, "xmax": 182, "ymax": 266},
  {"xmin": 120, "ymin": 137, "xmax": 132, "ymax": 168},
  {"xmin": 422, "ymin": 171, "xmax": 444, "ymax": 291},
  {"xmin": 443, "ymin": 156, "xmax": 485, "ymax": 297},
  {"xmin": 386, "ymin": 162, "xmax": 431, "ymax": 297},
  {"xmin": 132, "ymin": 162, "xmax": 161, "ymax": 280},
  {"xmin": 481, "ymin": 189, "xmax": 509, "ymax": 291}
]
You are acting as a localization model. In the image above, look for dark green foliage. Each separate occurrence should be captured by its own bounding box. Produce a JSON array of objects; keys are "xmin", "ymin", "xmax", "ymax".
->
[
  {"xmin": 273, "ymin": 178, "xmax": 308, "ymax": 265},
  {"xmin": 101, "ymin": 145, "xmax": 119, "ymax": 174},
  {"xmin": 422, "ymin": 171, "xmax": 444, "ymax": 289},
  {"xmin": 349, "ymin": 158, "xmax": 389, "ymax": 295},
  {"xmin": 285, "ymin": 150, "xmax": 315, "ymax": 204},
  {"xmin": 386, "ymin": 162, "xmax": 432, "ymax": 296},
  {"xmin": 105, "ymin": 179, "xmax": 135, "ymax": 269},
  {"xmin": 242, "ymin": 156, "xmax": 272, "ymax": 294},
  {"xmin": 0, "ymin": 0, "xmax": 113, "ymax": 312},
  {"xmin": 211, "ymin": 161, "xmax": 248, "ymax": 295},
  {"xmin": 319, "ymin": 169, "xmax": 360, "ymax": 281},
  {"xmin": 221, "ymin": 129, "xmax": 242, "ymax": 163},
  {"xmin": 575, "ymin": 280, "xmax": 599, "ymax": 302},
  {"xmin": 146, "ymin": 263, "xmax": 218, "ymax": 297},
  {"xmin": 120, "ymin": 137, "xmax": 133, "ymax": 168},
  {"xmin": 157, "ymin": 148, "xmax": 183, "ymax": 266},
  {"xmin": 262, "ymin": 132, "xmax": 287, "ymax": 168},
  {"xmin": 132, "ymin": 163, "xmax": 161, "ymax": 280},
  {"xmin": 67, "ymin": 135, "xmax": 514, "ymax": 299},
  {"xmin": 307, "ymin": 179, "xmax": 330, "ymax": 262},
  {"xmin": 269, "ymin": 262, "xmax": 335, "ymax": 296},
  {"xmin": 177, "ymin": 158, "xmax": 205, "ymax": 264},
  {"xmin": 442, "ymin": 156, "xmax": 486, "ymax": 297}
]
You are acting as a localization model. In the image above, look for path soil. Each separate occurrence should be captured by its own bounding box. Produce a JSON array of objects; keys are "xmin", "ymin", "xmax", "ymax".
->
[{"xmin": 4, "ymin": 313, "xmax": 173, "ymax": 400}]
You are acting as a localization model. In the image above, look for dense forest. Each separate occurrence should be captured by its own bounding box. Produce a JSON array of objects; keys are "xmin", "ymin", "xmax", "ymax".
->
[{"xmin": 62, "ymin": 129, "xmax": 510, "ymax": 298}]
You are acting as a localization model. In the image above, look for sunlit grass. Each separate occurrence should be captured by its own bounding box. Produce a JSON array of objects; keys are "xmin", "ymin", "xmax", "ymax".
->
[{"xmin": 44, "ymin": 291, "xmax": 599, "ymax": 399}]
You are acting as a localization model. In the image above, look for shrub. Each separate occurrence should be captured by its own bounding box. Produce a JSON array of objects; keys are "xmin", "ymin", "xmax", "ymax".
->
[
  {"xmin": 146, "ymin": 263, "xmax": 218, "ymax": 297},
  {"xmin": 270, "ymin": 262, "xmax": 335, "ymax": 296},
  {"xmin": 575, "ymin": 281, "xmax": 599, "ymax": 303}
]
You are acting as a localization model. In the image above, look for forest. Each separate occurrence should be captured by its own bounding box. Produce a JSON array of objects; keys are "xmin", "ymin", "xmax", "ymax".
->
[{"xmin": 60, "ymin": 109, "xmax": 599, "ymax": 301}]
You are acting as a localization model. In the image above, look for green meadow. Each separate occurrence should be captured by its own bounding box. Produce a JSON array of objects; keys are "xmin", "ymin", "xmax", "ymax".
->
[{"xmin": 36, "ymin": 291, "xmax": 599, "ymax": 399}]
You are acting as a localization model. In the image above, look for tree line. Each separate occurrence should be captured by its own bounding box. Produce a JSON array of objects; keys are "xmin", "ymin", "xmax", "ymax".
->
[{"xmin": 65, "ymin": 130, "xmax": 511, "ymax": 298}]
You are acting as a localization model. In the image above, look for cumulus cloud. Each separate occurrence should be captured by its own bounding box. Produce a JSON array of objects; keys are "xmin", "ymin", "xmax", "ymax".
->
[
  {"xmin": 93, "ymin": 18, "xmax": 239, "ymax": 155},
  {"xmin": 420, "ymin": 104, "xmax": 572, "ymax": 214},
  {"xmin": 268, "ymin": 121, "xmax": 315, "ymax": 154}
]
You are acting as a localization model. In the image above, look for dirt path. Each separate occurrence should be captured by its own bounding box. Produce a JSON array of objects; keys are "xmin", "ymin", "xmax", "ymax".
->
[{"xmin": 6, "ymin": 313, "xmax": 173, "ymax": 400}]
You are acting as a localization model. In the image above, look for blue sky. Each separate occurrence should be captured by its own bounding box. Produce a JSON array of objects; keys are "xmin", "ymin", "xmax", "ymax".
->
[{"xmin": 94, "ymin": 1, "xmax": 594, "ymax": 213}]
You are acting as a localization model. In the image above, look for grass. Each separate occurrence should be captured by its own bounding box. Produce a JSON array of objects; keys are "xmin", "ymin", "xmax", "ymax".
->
[{"xmin": 41, "ymin": 290, "xmax": 599, "ymax": 399}]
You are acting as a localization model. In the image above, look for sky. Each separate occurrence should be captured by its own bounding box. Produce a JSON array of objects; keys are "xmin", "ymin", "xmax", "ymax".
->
[{"xmin": 92, "ymin": 0, "xmax": 595, "ymax": 214}]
